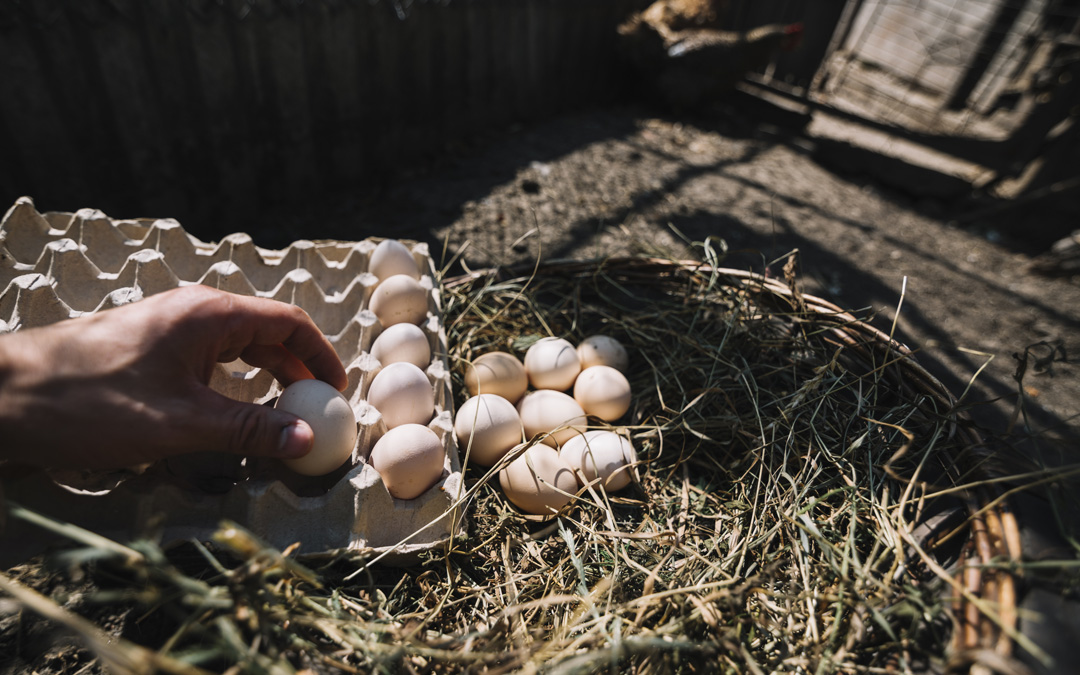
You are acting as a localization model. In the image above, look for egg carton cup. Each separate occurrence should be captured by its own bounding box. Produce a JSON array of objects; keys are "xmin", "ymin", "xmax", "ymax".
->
[{"xmin": 0, "ymin": 196, "xmax": 465, "ymax": 564}]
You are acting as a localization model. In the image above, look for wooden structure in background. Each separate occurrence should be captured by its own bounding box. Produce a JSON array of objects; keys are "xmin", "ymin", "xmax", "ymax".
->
[
  {"xmin": 810, "ymin": 0, "xmax": 1080, "ymax": 180},
  {"xmin": 0, "ymin": 0, "xmax": 1076, "ymax": 231}
]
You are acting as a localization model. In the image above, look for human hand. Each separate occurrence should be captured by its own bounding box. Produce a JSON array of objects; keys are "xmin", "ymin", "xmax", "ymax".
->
[{"xmin": 0, "ymin": 286, "xmax": 348, "ymax": 470}]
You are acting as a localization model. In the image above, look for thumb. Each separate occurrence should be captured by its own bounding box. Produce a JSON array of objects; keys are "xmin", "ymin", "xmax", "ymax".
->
[{"xmin": 192, "ymin": 391, "xmax": 314, "ymax": 460}]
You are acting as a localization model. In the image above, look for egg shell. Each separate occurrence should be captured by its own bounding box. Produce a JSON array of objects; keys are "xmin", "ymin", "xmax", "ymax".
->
[
  {"xmin": 367, "ymin": 362, "xmax": 435, "ymax": 428},
  {"xmin": 275, "ymin": 379, "xmax": 358, "ymax": 476},
  {"xmin": 516, "ymin": 389, "xmax": 587, "ymax": 447},
  {"xmin": 369, "ymin": 274, "xmax": 428, "ymax": 327},
  {"xmin": 524, "ymin": 337, "xmax": 581, "ymax": 391},
  {"xmin": 560, "ymin": 430, "xmax": 637, "ymax": 492},
  {"xmin": 454, "ymin": 394, "xmax": 523, "ymax": 467},
  {"xmin": 573, "ymin": 365, "xmax": 632, "ymax": 421},
  {"xmin": 577, "ymin": 335, "xmax": 629, "ymax": 372},
  {"xmin": 464, "ymin": 351, "xmax": 528, "ymax": 403},
  {"xmin": 371, "ymin": 322, "xmax": 431, "ymax": 370},
  {"xmin": 369, "ymin": 423, "xmax": 445, "ymax": 500},
  {"xmin": 498, "ymin": 444, "xmax": 579, "ymax": 515},
  {"xmin": 369, "ymin": 239, "xmax": 420, "ymax": 280}
]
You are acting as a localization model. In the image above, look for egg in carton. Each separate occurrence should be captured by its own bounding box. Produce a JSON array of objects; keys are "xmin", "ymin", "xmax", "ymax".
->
[{"xmin": 0, "ymin": 197, "xmax": 464, "ymax": 564}]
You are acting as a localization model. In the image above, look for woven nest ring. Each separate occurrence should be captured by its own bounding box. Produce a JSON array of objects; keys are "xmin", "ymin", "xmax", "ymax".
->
[{"xmin": 446, "ymin": 257, "xmax": 1020, "ymax": 669}]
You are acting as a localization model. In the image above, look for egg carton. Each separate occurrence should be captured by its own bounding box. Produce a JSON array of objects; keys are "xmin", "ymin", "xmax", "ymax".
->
[{"xmin": 0, "ymin": 196, "xmax": 464, "ymax": 564}]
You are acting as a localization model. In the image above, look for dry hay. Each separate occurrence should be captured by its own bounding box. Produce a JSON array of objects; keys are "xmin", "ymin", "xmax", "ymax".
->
[{"xmin": 1, "ymin": 255, "xmax": 1031, "ymax": 674}]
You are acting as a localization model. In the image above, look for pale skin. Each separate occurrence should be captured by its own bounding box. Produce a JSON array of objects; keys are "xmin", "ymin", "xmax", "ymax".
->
[{"xmin": 0, "ymin": 286, "xmax": 348, "ymax": 470}]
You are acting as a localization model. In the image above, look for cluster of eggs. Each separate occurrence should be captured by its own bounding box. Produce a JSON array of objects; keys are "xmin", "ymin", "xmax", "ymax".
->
[
  {"xmin": 454, "ymin": 335, "xmax": 638, "ymax": 516},
  {"xmin": 274, "ymin": 239, "xmax": 445, "ymax": 500}
]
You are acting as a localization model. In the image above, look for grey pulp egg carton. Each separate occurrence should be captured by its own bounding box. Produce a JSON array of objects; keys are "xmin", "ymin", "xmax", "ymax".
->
[{"xmin": 0, "ymin": 196, "xmax": 463, "ymax": 564}]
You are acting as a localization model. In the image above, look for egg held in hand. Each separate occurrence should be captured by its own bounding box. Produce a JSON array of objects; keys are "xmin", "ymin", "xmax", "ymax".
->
[
  {"xmin": 499, "ymin": 444, "xmax": 579, "ymax": 515},
  {"xmin": 573, "ymin": 365, "xmax": 632, "ymax": 421},
  {"xmin": 275, "ymin": 379, "xmax": 358, "ymax": 476},
  {"xmin": 560, "ymin": 430, "xmax": 637, "ymax": 492},
  {"xmin": 454, "ymin": 394, "xmax": 523, "ymax": 466},
  {"xmin": 369, "ymin": 423, "xmax": 445, "ymax": 500}
]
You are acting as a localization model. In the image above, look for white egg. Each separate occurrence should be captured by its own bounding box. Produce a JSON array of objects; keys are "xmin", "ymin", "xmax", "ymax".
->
[
  {"xmin": 371, "ymin": 322, "xmax": 431, "ymax": 370},
  {"xmin": 464, "ymin": 351, "xmax": 528, "ymax": 403},
  {"xmin": 498, "ymin": 444, "xmax": 579, "ymax": 515},
  {"xmin": 577, "ymin": 335, "xmax": 629, "ymax": 372},
  {"xmin": 516, "ymin": 389, "xmax": 587, "ymax": 447},
  {"xmin": 367, "ymin": 362, "xmax": 435, "ymax": 428},
  {"xmin": 370, "ymin": 239, "xmax": 420, "ymax": 280},
  {"xmin": 454, "ymin": 394, "xmax": 523, "ymax": 466},
  {"xmin": 524, "ymin": 337, "xmax": 581, "ymax": 391},
  {"xmin": 560, "ymin": 430, "xmax": 637, "ymax": 491},
  {"xmin": 369, "ymin": 423, "xmax": 445, "ymax": 499},
  {"xmin": 573, "ymin": 365, "xmax": 632, "ymax": 421},
  {"xmin": 369, "ymin": 274, "xmax": 428, "ymax": 327},
  {"xmin": 275, "ymin": 379, "xmax": 358, "ymax": 476}
]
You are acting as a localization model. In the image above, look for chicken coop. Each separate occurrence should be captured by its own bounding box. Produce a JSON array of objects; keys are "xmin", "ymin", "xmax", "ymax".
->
[
  {"xmin": 751, "ymin": 0, "xmax": 1080, "ymax": 204},
  {"xmin": 1, "ymin": 0, "xmax": 1077, "ymax": 238}
]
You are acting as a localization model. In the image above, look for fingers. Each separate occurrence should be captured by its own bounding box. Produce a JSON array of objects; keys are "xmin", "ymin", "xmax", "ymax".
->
[
  {"xmin": 239, "ymin": 343, "xmax": 318, "ymax": 387},
  {"xmin": 189, "ymin": 388, "xmax": 315, "ymax": 460},
  {"xmin": 170, "ymin": 287, "xmax": 348, "ymax": 391},
  {"xmin": 225, "ymin": 295, "xmax": 348, "ymax": 390}
]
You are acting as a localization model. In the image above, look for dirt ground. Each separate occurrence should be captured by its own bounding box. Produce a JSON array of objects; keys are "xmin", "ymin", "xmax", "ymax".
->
[{"xmin": 257, "ymin": 103, "xmax": 1080, "ymax": 456}]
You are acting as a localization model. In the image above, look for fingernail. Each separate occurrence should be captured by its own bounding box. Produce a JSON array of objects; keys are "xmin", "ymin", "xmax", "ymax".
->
[{"xmin": 278, "ymin": 421, "xmax": 314, "ymax": 458}]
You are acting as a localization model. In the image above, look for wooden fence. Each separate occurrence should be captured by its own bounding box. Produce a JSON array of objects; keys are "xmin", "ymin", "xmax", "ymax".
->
[{"xmin": 0, "ymin": 0, "xmax": 645, "ymax": 228}]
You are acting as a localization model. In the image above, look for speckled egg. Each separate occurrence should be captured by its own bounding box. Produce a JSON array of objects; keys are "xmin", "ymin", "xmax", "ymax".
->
[{"xmin": 577, "ymin": 335, "xmax": 629, "ymax": 372}]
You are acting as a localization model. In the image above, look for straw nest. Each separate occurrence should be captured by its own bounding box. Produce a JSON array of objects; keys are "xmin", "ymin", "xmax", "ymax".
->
[{"xmin": 1, "ymin": 255, "xmax": 1026, "ymax": 675}]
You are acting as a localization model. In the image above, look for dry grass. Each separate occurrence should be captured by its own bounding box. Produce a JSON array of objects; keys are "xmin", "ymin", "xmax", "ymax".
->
[{"xmin": 1, "ymin": 255, "xmax": 1038, "ymax": 674}]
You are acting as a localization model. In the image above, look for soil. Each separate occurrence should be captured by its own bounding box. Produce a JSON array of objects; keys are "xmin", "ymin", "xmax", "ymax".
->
[{"xmin": 255, "ymin": 103, "xmax": 1080, "ymax": 454}]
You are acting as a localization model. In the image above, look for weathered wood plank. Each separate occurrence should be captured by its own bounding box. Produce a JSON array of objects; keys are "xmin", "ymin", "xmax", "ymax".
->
[{"xmin": 0, "ymin": 0, "xmax": 683, "ymax": 224}]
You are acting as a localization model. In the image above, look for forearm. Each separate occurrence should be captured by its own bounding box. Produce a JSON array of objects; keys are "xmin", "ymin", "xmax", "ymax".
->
[
  {"xmin": 0, "ymin": 313, "xmax": 211, "ymax": 469},
  {"xmin": 0, "ymin": 324, "xmax": 88, "ymax": 465},
  {"xmin": 0, "ymin": 330, "xmax": 35, "ymax": 462}
]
